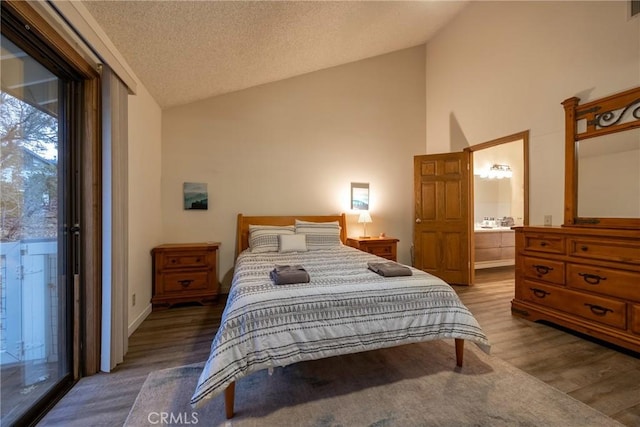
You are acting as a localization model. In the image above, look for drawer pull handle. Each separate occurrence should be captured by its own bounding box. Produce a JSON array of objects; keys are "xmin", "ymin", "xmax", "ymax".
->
[
  {"xmin": 178, "ymin": 279, "xmax": 194, "ymax": 287},
  {"xmin": 580, "ymin": 246, "xmax": 588, "ymax": 251},
  {"xmin": 539, "ymin": 241, "xmax": 548, "ymax": 247},
  {"xmin": 171, "ymin": 259, "xmax": 177, "ymax": 263},
  {"xmin": 584, "ymin": 303, "xmax": 613, "ymax": 316},
  {"xmin": 532, "ymin": 264, "xmax": 554, "ymax": 275},
  {"xmin": 529, "ymin": 287, "xmax": 550, "ymax": 298},
  {"xmin": 196, "ymin": 258, "xmax": 201, "ymax": 262},
  {"xmin": 578, "ymin": 272, "xmax": 607, "ymax": 285}
]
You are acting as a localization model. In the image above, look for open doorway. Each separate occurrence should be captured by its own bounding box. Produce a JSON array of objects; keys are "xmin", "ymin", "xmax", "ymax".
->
[{"xmin": 466, "ymin": 131, "xmax": 529, "ymax": 281}]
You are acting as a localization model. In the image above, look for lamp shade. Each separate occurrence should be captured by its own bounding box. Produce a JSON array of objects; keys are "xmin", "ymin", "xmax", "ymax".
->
[
  {"xmin": 357, "ymin": 211, "xmax": 372, "ymax": 238},
  {"xmin": 358, "ymin": 211, "xmax": 372, "ymax": 224}
]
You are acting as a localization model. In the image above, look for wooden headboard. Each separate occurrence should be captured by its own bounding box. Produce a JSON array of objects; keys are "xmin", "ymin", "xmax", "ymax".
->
[{"xmin": 236, "ymin": 213, "xmax": 347, "ymax": 258}]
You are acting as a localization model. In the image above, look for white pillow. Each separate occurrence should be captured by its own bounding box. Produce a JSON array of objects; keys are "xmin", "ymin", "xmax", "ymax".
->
[
  {"xmin": 248, "ymin": 225, "xmax": 295, "ymax": 253},
  {"xmin": 279, "ymin": 233, "xmax": 308, "ymax": 253},
  {"xmin": 295, "ymin": 219, "xmax": 342, "ymax": 250}
]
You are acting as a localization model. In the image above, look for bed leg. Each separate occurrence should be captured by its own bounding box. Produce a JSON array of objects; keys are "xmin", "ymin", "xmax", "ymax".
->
[
  {"xmin": 224, "ymin": 382, "xmax": 236, "ymax": 419},
  {"xmin": 455, "ymin": 339, "xmax": 464, "ymax": 367}
]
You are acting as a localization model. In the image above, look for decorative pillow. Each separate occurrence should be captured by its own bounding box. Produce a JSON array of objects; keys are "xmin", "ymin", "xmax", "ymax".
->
[
  {"xmin": 295, "ymin": 219, "xmax": 342, "ymax": 250},
  {"xmin": 248, "ymin": 225, "xmax": 295, "ymax": 253},
  {"xmin": 279, "ymin": 233, "xmax": 308, "ymax": 253}
]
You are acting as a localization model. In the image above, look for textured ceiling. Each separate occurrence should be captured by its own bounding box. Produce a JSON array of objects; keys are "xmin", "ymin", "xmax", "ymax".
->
[{"xmin": 82, "ymin": 1, "xmax": 468, "ymax": 108}]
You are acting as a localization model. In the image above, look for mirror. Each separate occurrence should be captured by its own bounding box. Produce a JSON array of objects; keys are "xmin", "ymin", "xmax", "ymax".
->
[
  {"xmin": 563, "ymin": 87, "xmax": 640, "ymax": 229},
  {"xmin": 577, "ymin": 129, "xmax": 640, "ymax": 218}
]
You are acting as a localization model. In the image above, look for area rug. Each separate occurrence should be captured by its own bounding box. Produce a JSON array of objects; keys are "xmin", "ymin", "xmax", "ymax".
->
[{"xmin": 124, "ymin": 340, "xmax": 621, "ymax": 427}]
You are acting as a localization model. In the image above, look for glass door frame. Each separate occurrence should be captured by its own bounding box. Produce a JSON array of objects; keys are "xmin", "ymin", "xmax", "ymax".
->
[{"xmin": 1, "ymin": 1, "xmax": 102, "ymax": 424}]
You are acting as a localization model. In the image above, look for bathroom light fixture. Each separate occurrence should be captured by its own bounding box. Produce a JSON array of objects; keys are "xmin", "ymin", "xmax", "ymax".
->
[
  {"xmin": 358, "ymin": 211, "xmax": 372, "ymax": 238},
  {"xmin": 476, "ymin": 164, "xmax": 513, "ymax": 179},
  {"xmin": 490, "ymin": 164, "xmax": 513, "ymax": 179}
]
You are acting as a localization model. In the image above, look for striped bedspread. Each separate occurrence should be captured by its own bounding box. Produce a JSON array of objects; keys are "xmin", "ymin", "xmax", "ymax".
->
[{"xmin": 191, "ymin": 245, "xmax": 490, "ymax": 407}]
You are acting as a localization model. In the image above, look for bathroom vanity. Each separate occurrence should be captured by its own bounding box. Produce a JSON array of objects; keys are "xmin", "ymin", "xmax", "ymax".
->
[{"xmin": 474, "ymin": 228, "xmax": 515, "ymax": 269}]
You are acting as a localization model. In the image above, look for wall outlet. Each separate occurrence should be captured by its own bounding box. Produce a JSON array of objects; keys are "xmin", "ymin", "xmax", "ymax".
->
[
  {"xmin": 132, "ymin": 293, "xmax": 136, "ymax": 306},
  {"xmin": 544, "ymin": 215, "xmax": 552, "ymax": 226}
]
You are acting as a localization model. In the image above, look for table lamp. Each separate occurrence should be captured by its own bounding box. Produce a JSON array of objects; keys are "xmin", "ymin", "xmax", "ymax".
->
[{"xmin": 358, "ymin": 211, "xmax": 372, "ymax": 238}]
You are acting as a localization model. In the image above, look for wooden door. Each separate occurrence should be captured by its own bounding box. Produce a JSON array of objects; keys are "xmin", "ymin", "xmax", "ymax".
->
[{"xmin": 414, "ymin": 152, "xmax": 471, "ymax": 285}]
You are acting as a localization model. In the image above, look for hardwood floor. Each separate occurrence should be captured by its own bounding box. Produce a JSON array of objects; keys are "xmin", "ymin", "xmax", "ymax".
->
[{"xmin": 37, "ymin": 266, "xmax": 640, "ymax": 426}]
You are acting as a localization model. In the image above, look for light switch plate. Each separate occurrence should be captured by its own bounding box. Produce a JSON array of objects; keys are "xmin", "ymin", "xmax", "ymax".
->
[{"xmin": 544, "ymin": 215, "xmax": 552, "ymax": 226}]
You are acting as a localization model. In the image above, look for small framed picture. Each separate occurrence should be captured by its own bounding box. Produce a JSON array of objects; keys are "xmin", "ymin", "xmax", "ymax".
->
[
  {"xmin": 183, "ymin": 182, "xmax": 208, "ymax": 210},
  {"xmin": 351, "ymin": 182, "xmax": 369, "ymax": 210}
]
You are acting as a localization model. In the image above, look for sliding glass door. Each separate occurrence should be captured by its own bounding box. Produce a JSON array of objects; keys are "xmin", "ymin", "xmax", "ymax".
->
[{"xmin": 1, "ymin": 29, "xmax": 75, "ymax": 427}]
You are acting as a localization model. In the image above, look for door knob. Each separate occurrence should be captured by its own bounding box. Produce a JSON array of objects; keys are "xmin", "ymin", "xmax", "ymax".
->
[{"xmin": 415, "ymin": 218, "xmax": 422, "ymax": 224}]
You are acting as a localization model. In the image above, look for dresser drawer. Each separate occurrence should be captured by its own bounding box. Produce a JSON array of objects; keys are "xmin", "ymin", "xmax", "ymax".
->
[
  {"xmin": 632, "ymin": 305, "xmax": 640, "ymax": 335},
  {"xmin": 523, "ymin": 234, "xmax": 565, "ymax": 254},
  {"xmin": 567, "ymin": 264, "xmax": 640, "ymax": 302},
  {"xmin": 522, "ymin": 256, "xmax": 565, "ymax": 285},
  {"xmin": 162, "ymin": 251, "xmax": 210, "ymax": 269},
  {"xmin": 161, "ymin": 271, "xmax": 210, "ymax": 293},
  {"xmin": 522, "ymin": 280, "xmax": 627, "ymax": 329},
  {"xmin": 568, "ymin": 238, "xmax": 640, "ymax": 264}
]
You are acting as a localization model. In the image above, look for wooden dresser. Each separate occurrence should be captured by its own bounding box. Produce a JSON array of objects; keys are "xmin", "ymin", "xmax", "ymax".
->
[
  {"xmin": 346, "ymin": 237, "xmax": 399, "ymax": 261},
  {"xmin": 511, "ymin": 226, "xmax": 640, "ymax": 352},
  {"xmin": 151, "ymin": 242, "xmax": 220, "ymax": 309}
]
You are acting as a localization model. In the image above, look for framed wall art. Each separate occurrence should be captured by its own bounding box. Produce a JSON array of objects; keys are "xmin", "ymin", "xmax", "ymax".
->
[
  {"xmin": 350, "ymin": 182, "xmax": 369, "ymax": 210},
  {"xmin": 183, "ymin": 182, "xmax": 208, "ymax": 210}
]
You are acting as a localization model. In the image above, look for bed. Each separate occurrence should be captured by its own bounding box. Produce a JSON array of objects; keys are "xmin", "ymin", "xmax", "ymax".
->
[{"xmin": 191, "ymin": 214, "xmax": 490, "ymax": 418}]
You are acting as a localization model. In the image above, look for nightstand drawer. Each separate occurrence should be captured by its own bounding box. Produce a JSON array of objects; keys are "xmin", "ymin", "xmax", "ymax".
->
[
  {"xmin": 365, "ymin": 243, "xmax": 394, "ymax": 258},
  {"xmin": 162, "ymin": 271, "xmax": 210, "ymax": 293},
  {"xmin": 346, "ymin": 237, "xmax": 399, "ymax": 262},
  {"xmin": 163, "ymin": 251, "xmax": 209, "ymax": 269},
  {"xmin": 152, "ymin": 242, "xmax": 220, "ymax": 309}
]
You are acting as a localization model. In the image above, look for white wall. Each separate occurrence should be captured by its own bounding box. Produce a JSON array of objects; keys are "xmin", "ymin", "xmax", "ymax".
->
[
  {"xmin": 162, "ymin": 46, "xmax": 426, "ymax": 291},
  {"xmin": 425, "ymin": 1, "xmax": 639, "ymax": 226},
  {"xmin": 127, "ymin": 83, "xmax": 163, "ymax": 334}
]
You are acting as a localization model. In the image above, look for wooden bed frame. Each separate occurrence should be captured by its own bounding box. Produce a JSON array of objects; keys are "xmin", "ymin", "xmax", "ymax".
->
[
  {"xmin": 235, "ymin": 213, "xmax": 348, "ymax": 258},
  {"xmin": 224, "ymin": 213, "xmax": 465, "ymax": 419}
]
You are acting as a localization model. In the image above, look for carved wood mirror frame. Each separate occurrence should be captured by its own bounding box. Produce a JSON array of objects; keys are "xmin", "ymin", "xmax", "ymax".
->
[{"xmin": 562, "ymin": 86, "xmax": 640, "ymax": 229}]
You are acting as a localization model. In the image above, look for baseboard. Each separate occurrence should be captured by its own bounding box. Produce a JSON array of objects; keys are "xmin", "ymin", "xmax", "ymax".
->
[{"xmin": 128, "ymin": 303, "xmax": 152, "ymax": 337}]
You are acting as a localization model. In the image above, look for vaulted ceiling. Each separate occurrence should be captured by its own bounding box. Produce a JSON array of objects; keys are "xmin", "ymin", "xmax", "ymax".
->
[{"xmin": 82, "ymin": 1, "xmax": 469, "ymax": 109}]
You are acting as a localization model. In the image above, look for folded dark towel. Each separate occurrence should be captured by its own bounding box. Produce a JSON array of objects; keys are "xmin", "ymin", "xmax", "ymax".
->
[
  {"xmin": 367, "ymin": 261, "xmax": 412, "ymax": 277},
  {"xmin": 270, "ymin": 264, "xmax": 310, "ymax": 285}
]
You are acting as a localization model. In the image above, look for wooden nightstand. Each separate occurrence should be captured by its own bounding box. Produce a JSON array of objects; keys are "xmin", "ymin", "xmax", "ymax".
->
[
  {"xmin": 151, "ymin": 242, "xmax": 220, "ymax": 309},
  {"xmin": 346, "ymin": 237, "xmax": 399, "ymax": 261}
]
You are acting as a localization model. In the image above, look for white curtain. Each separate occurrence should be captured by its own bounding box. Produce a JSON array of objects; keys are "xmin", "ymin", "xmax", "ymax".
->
[{"xmin": 101, "ymin": 65, "xmax": 129, "ymax": 372}]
